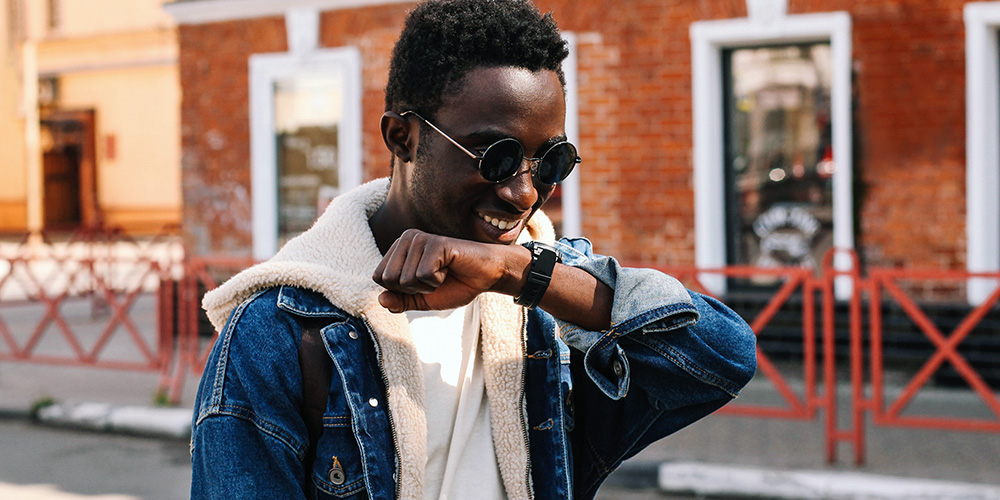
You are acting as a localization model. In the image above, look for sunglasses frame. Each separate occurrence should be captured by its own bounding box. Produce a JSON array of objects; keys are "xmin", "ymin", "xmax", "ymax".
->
[{"xmin": 400, "ymin": 111, "xmax": 581, "ymax": 186}]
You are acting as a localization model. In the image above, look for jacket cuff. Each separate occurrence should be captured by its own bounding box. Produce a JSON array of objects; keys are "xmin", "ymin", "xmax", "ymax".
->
[{"xmin": 553, "ymin": 238, "xmax": 699, "ymax": 399}]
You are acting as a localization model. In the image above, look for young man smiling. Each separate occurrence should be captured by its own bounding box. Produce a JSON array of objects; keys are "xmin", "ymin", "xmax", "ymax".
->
[{"xmin": 190, "ymin": 1, "xmax": 757, "ymax": 499}]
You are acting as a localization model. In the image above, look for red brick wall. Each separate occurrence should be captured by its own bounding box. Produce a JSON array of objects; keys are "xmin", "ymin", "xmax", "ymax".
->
[
  {"xmin": 179, "ymin": 0, "xmax": 971, "ymax": 271},
  {"xmin": 179, "ymin": 17, "xmax": 287, "ymax": 255},
  {"xmin": 844, "ymin": 0, "xmax": 968, "ymax": 269}
]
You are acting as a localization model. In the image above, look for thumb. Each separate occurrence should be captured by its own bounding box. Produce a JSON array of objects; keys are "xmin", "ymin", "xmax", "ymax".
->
[{"xmin": 378, "ymin": 291, "xmax": 406, "ymax": 313}]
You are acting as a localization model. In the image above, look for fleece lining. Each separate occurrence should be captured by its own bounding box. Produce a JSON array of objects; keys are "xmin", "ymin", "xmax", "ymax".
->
[{"xmin": 202, "ymin": 178, "xmax": 555, "ymax": 500}]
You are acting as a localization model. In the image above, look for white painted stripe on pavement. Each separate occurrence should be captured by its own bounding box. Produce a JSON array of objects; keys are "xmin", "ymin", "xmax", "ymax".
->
[
  {"xmin": 658, "ymin": 461, "xmax": 1000, "ymax": 500},
  {"xmin": 36, "ymin": 403, "xmax": 191, "ymax": 439}
]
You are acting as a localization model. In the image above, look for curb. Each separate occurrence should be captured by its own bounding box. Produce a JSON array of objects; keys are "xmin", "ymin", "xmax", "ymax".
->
[
  {"xmin": 34, "ymin": 402, "xmax": 191, "ymax": 440},
  {"xmin": 657, "ymin": 461, "xmax": 1000, "ymax": 500}
]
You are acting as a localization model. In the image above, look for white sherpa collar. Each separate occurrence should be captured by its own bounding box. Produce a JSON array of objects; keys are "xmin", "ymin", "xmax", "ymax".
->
[{"xmin": 202, "ymin": 177, "xmax": 554, "ymax": 500}]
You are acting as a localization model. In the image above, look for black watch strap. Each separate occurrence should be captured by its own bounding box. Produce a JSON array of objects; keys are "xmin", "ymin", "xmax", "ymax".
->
[{"xmin": 514, "ymin": 241, "xmax": 561, "ymax": 310}]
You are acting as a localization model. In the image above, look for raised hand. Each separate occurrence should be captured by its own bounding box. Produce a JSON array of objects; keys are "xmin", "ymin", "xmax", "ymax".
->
[{"xmin": 372, "ymin": 229, "xmax": 527, "ymax": 313}]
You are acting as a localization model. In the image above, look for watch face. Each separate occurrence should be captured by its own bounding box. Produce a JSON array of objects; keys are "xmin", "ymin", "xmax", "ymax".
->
[{"xmin": 523, "ymin": 241, "xmax": 562, "ymax": 263}]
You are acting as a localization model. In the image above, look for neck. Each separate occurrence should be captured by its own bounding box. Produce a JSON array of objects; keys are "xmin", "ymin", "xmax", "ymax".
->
[{"xmin": 368, "ymin": 198, "xmax": 408, "ymax": 255}]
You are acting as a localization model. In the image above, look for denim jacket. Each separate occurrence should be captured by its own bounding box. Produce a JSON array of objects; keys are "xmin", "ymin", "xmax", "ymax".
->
[{"xmin": 190, "ymin": 179, "xmax": 757, "ymax": 500}]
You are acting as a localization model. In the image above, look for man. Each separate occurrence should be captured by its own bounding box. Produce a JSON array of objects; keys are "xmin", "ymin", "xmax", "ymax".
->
[{"xmin": 190, "ymin": 1, "xmax": 756, "ymax": 499}]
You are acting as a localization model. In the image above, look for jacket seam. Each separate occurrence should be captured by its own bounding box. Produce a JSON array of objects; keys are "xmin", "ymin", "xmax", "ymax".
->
[
  {"xmin": 612, "ymin": 302, "xmax": 699, "ymax": 335},
  {"xmin": 639, "ymin": 339, "xmax": 742, "ymax": 398},
  {"xmin": 276, "ymin": 291, "xmax": 346, "ymax": 318},
  {"xmin": 210, "ymin": 288, "xmax": 270, "ymax": 407},
  {"xmin": 313, "ymin": 469, "xmax": 367, "ymax": 496},
  {"xmin": 196, "ymin": 405, "xmax": 308, "ymax": 461}
]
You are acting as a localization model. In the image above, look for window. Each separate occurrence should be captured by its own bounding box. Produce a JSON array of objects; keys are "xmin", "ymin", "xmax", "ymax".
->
[
  {"xmin": 965, "ymin": 2, "xmax": 1000, "ymax": 304},
  {"xmin": 723, "ymin": 43, "xmax": 834, "ymax": 274},
  {"xmin": 273, "ymin": 74, "xmax": 346, "ymax": 243},
  {"xmin": 249, "ymin": 47, "xmax": 362, "ymax": 259},
  {"xmin": 47, "ymin": 0, "xmax": 59, "ymax": 30},
  {"xmin": 691, "ymin": 11, "xmax": 852, "ymax": 295}
]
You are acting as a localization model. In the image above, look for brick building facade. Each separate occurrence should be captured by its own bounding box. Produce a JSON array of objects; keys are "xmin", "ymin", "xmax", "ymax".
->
[{"xmin": 166, "ymin": 0, "xmax": 1000, "ymax": 290}]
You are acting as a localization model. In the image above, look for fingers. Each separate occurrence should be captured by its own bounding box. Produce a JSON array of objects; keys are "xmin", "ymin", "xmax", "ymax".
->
[{"xmin": 373, "ymin": 229, "xmax": 447, "ymax": 295}]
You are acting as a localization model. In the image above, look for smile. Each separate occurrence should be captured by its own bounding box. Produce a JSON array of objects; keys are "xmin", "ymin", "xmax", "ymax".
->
[{"xmin": 479, "ymin": 213, "xmax": 521, "ymax": 231}]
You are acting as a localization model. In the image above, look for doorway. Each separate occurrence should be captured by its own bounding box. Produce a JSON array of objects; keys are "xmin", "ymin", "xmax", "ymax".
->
[{"xmin": 40, "ymin": 110, "xmax": 98, "ymax": 230}]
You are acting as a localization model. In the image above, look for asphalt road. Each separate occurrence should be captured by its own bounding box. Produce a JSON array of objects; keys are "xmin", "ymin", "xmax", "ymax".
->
[
  {"xmin": 0, "ymin": 419, "xmax": 689, "ymax": 500},
  {"xmin": 0, "ymin": 419, "xmax": 190, "ymax": 500}
]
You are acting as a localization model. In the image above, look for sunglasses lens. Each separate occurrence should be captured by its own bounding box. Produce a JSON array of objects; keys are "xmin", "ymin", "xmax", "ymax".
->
[
  {"xmin": 537, "ymin": 143, "xmax": 578, "ymax": 185},
  {"xmin": 479, "ymin": 139, "xmax": 523, "ymax": 182}
]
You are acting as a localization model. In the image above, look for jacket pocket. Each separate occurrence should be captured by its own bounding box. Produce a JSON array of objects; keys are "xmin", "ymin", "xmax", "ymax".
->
[{"xmin": 311, "ymin": 413, "xmax": 368, "ymax": 499}]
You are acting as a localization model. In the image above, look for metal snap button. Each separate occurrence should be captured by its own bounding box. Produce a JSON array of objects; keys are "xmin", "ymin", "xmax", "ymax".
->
[
  {"xmin": 329, "ymin": 457, "xmax": 345, "ymax": 485},
  {"xmin": 368, "ymin": 397, "xmax": 379, "ymax": 407},
  {"xmin": 348, "ymin": 330, "xmax": 358, "ymax": 340},
  {"xmin": 612, "ymin": 359, "xmax": 623, "ymax": 378}
]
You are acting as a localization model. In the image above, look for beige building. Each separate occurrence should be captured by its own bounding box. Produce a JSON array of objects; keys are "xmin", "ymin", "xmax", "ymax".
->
[{"xmin": 1, "ymin": 0, "xmax": 180, "ymax": 233}]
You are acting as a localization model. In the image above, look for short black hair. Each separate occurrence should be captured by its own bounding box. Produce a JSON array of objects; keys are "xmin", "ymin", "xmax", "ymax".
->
[{"xmin": 385, "ymin": 0, "xmax": 569, "ymax": 117}]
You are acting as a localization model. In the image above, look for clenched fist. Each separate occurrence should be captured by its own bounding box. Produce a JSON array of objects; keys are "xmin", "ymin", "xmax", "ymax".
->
[{"xmin": 372, "ymin": 229, "xmax": 529, "ymax": 313}]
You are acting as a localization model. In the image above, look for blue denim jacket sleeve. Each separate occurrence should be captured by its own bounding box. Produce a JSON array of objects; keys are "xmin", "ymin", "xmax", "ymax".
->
[
  {"xmin": 190, "ymin": 288, "xmax": 311, "ymax": 499},
  {"xmin": 553, "ymin": 237, "xmax": 757, "ymax": 403}
]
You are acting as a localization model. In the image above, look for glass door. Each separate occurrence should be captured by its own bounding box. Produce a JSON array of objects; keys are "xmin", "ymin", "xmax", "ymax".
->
[{"xmin": 723, "ymin": 43, "xmax": 834, "ymax": 279}]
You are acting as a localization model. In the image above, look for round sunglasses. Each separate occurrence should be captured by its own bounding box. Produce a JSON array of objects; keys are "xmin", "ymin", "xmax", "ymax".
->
[{"xmin": 401, "ymin": 111, "xmax": 581, "ymax": 186}]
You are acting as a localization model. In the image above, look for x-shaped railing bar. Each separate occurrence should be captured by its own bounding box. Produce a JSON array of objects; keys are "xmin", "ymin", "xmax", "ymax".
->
[
  {"xmin": 872, "ymin": 272, "xmax": 1000, "ymax": 425},
  {"xmin": 82, "ymin": 263, "xmax": 163, "ymax": 366}
]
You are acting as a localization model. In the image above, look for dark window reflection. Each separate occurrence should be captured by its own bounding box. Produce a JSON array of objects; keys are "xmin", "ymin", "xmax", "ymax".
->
[
  {"xmin": 274, "ymin": 75, "xmax": 344, "ymax": 246},
  {"xmin": 724, "ymin": 43, "xmax": 834, "ymax": 277}
]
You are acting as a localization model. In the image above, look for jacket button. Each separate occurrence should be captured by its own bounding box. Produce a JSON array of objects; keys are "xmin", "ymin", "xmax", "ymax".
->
[
  {"xmin": 612, "ymin": 359, "xmax": 623, "ymax": 378},
  {"xmin": 329, "ymin": 457, "xmax": 345, "ymax": 485},
  {"xmin": 348, "ymin": 330, "xmax": 358, "ymax": 339},
  {"xmin": 368, "ymin": 397, "xmax": 379, "ymax": 407},
  {"xmin": 329, "ymin": 467, "xmax": 345, "ymax": 485}
]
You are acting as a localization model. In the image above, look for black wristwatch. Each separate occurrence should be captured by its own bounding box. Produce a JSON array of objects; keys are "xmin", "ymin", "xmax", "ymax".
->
[{"xmin": 514, "ymin": 241, "xmax": 562, "ymax": 309}]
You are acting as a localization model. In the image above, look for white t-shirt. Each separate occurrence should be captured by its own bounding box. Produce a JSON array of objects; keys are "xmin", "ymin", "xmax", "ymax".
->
[{"xmin": 405, "ymin": 300, "xmax": 507, "ymax": 500}]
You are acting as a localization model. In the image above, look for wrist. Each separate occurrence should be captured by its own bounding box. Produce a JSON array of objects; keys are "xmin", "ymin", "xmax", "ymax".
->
[
  {"xmin": 513, "ymin": 241, "xmax": 561, "ymax": 309},
  {"xmin": 494, "ymin": 243, "xmax": 533, "ymax": 297}
]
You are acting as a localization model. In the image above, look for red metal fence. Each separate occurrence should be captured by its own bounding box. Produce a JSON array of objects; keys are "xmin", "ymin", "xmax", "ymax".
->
[
  {"xmin": 648, "ymin": 249, "xmax": 1000, "ymax": 465},
  {"xmin": 0, "ymin": 229, "xmax": 182, "ymax": 375},
  {"xmin": 2, "ymin": 232, "xmax": 998, "ymax": 465}
]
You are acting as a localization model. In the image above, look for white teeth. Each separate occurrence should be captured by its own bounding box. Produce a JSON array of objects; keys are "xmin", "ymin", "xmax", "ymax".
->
[{"xmin": 481, "ymin": 214, "xmax": 518, "ymax": 231}]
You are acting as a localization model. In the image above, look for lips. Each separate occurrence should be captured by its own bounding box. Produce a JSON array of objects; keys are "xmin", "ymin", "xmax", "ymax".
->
[{"xmin": 477, "ymin": 212, "xmax": 524, "ymax": 243}]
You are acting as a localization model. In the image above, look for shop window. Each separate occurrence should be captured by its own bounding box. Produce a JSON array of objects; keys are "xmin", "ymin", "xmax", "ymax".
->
[
  {"xmin": 691, "ymin": 11, "xmax": 852, "ymax": 295},
  {"xmin": 723, "ymin": 43, "xmax": 833, "ymax": 274},
  {"xmin": 249, "ymin": 47, "xmax": 362, "ymax": 259},
  {"xmin": 965, "ymin": 2, "xmax": 1000, "ymax": 304},
  {"xmin": 273, "ymin": 74, "xmax": 346, "ymax": 244}
]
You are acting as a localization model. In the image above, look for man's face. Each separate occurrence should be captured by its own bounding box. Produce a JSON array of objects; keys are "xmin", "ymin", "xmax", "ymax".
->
[{"xmin": 401, "ymin": 66, "xmax": 566, "ymax": 245}]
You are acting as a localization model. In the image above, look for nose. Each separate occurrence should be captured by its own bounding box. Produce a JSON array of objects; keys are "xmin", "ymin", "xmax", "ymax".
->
[{"xmin": 495, "ymin": 158, "xmax": 541, "ymax": 212}]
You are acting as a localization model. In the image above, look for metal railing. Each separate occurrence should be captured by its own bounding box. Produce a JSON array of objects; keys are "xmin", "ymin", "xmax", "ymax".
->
[{"xmin": 2, "ymin": 233, "xmax": 998, "ymax": 465}]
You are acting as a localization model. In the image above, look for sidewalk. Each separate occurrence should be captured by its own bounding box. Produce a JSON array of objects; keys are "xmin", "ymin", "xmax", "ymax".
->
[{"xmin": 3, "ymin": 359, "xmax": 1000, "ymax": 499}]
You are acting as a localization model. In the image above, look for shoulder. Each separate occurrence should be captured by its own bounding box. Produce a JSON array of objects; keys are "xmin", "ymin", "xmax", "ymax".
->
[
  {"xmin": 227, "ymin": 286, "xmax": 347, "ymax": 330},
  {"xmin": 219, "ymin": 286, "xmax": 349, "ymax": 363}
]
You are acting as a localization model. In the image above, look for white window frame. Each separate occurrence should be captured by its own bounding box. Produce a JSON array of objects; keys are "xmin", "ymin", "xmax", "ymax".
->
[
  {"xmin": 965, "ymin": 2, "xmax": 1000, "ymax": 304},
  {"xmin": 249, "ymin": 10, "xmax": 362, "ymax": 260},
  {"xmin": 691, "ymin": 11, "xmax": 853, "ymax": 296},
  {"xmin": 560, "ymin": 32, "xmax": 582, "ymax": 238}
]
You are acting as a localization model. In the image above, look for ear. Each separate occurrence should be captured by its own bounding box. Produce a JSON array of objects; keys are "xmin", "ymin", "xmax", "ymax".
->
[{"xmin": 380, "ymin": 111, "xmax": 416, "ymax": 164}]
